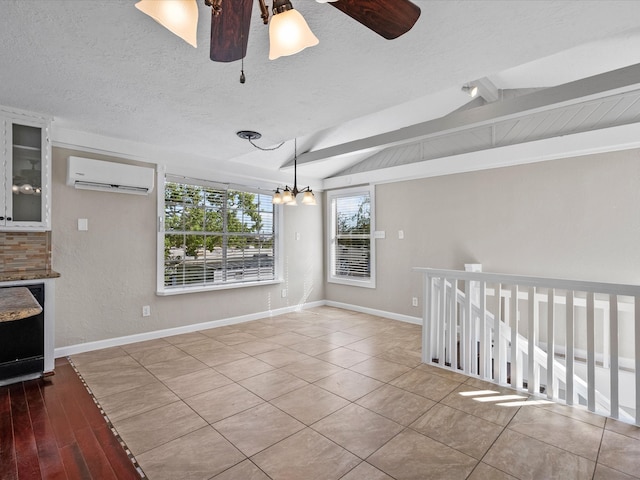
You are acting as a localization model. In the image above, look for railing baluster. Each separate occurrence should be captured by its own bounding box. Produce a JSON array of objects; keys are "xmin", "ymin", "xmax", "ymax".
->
[
  {"xmin": 444, "ymin": 281, "xmax": 451, "ymax": 366},
  {"xmin": 494, "ymin": 284, "xmax": 503, "ymax": 383},
  {"xmin": 609, "ymin": 294, "xmax": 619, "ymax": 419},
  {"xmin": 635, "ymin": 295, "xmax": 640, "ymax": 426},
  {"xmin": 422, "ymin": 275, "xmax": 432, "ymax": 364},
  {"xmin": 502, "ymin": 290, "xmax": 510, "ymax": 383},
  {"xmin": 547, "ymin": 288, "xmax": 555, "ymax": 400},
  {"xmin": 464, "ymin": 279, "xmax": 472, "ymax": 374},
  {"xmin": 470, "ymin": 279, "xmax": 479, "ymax": 375},
  {"xmin": 528, "ymin": 286, "xmax": 538, "ymax": 394},
  {"xmin": 603, "ymin": 302, "xmax": 610, "ymax": 369},
  {"xmin": 450, "ymin": 279, "xmax": 458, "ymax": 370},
  {"xmin": 438, "ymin": 277, "xmax": 447, "ymax": 365},
  {"xmin": 510, "ymin": 285, "xmax": 519, "ymax": 389},
  {"xmin": 479, "ymin": 280, "xmax": 487, "ymax": 379},
  {"xmin": 566, "ymin": 290, "xmax": 575, "ymax": 406},
  {"xmin": 464, "ymin": 281, "xmax": 476, "ymax": 373},
  {"xmin": 587, "ymin": 292, "xmax": 596, "ymax": 412}
]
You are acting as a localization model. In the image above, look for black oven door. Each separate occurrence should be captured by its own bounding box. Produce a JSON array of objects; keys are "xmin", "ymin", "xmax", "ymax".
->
[{"xmin": 0, "ymin": 284, "xmax": 45, "ymax": 382}]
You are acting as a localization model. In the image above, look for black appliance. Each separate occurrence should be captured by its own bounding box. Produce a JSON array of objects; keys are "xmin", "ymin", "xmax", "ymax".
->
[{"xmin": 0, "ymin": 284, "xmax": 45, "ymax": 382}]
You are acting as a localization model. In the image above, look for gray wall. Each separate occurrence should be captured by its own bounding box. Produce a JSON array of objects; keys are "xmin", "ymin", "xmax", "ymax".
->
[
  {"xmin": 51, "ymin": 144, "xmax": 640, "ymax": 348},
  {"xmin": 325, "ymin": 148, "xmax": 640, "ymax": 317},
  {"xmin": 51, "ymin": 147, "xmax": 324, "ymax": 348}
]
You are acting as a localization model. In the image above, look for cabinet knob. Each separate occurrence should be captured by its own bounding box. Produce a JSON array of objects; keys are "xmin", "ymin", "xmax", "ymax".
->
[
  {"xmin": 0, "ymin": 216, "xmax": 4, "ymax": 221},
  {"xmin": 6, "ymin": 217, "xmax": 11, "ymax": 221}
]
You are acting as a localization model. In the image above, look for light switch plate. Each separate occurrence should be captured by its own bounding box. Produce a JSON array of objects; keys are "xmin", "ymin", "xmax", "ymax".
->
[{"xmin": 78, "ymin": 218, "xmax": 88, "ymax": 231}]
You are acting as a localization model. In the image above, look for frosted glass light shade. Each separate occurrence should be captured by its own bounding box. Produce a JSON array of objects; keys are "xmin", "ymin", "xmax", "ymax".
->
[
  {"xmin": 269, "ymin": 9, "xmax": 319, "ymax": 60},
  {"xmin": 272, "ymin": 191, "xmax": 283, "ymax": 204},
  {"xmin": 301, "ymin": 191, "xmax": 316, "ymax": 205},
  {"xmin": 281, "ymin": 190, "xmax": 294, "ymax": 204},
  {"xmin": 135, "ymin": 0, "xmax": 199, "ymax": 48}
]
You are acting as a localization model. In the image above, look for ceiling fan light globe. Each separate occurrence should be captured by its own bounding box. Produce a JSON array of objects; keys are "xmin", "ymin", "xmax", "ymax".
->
[
  {"xmin": 268, "ymin": 9, "xmax": 319, "ymax": 60},
  {"xmin": 135, "ymin": 0, "xmax": 199, "ymax": 48}
]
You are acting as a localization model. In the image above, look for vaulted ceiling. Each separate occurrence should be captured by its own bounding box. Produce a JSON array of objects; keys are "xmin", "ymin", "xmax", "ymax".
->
[{"xmin": 2, "ymin": 1, "xmax": 640, "ymax": 191}]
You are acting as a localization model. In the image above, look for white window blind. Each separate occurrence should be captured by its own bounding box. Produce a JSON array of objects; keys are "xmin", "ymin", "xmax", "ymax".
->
[
  {"xmin": 162, "ymin": 177, "xmax": 276, "ymax": 290},
  {"xmin": 327, "ymin": 186, "xmax": 375, "ymax": 288}
]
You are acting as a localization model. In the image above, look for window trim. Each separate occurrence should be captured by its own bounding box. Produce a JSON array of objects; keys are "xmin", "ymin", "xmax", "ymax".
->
[
  {"xmin": 156, "ymin": 169, "xmax": 283, "ymax": 295},
  {"xmin": 326, "ymin": 185, "xmax": 376, "ymax": 289}
]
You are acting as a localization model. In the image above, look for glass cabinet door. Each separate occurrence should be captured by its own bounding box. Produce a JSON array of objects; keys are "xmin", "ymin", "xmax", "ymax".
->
[{"xmin": 11, "ymin": 123, "xmax": 42, "ymax": 223}]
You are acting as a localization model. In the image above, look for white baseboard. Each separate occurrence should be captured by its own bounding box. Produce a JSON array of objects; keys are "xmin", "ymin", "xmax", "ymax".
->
[
  {"xmin": 324, "ymin": 301, "xmax": 423, "ymax": 325},
  {"xmin": 55, "ymin": 300, "xmax": 325, "ymax": 358}
]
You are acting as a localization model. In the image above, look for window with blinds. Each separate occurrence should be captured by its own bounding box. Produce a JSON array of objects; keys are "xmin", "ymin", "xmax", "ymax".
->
[
  {"xmin": 162, "ymin": 177, "xmax": 276, "ymax": 290},
  {"xmin": 327, "ymin": 186, "xmax": 376, "ymax": 288}
]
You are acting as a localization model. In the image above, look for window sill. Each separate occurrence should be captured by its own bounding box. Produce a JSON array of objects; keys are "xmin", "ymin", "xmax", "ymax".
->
[
  {"xmin": 157, "ymin": 279, "xmax": 283, "ymax": 296},
  {"xmin": 328, "ymin": 276, "xmax": 376, "ymax": 289}
]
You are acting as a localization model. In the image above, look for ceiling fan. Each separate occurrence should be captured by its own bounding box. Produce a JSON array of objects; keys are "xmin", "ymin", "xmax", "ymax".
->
[
  {"xmin": 209, "ymin": 0, "xmax": 421, "ymax": 62},
  {"xmin": 136, "ymin": 0, "xmax": 421, "ymax": 63}
]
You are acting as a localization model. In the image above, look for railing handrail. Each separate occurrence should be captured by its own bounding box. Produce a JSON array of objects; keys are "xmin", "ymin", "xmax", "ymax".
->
[{"xmin": 413, "ymin": 267, "xmax": 640, "ymax": 296}]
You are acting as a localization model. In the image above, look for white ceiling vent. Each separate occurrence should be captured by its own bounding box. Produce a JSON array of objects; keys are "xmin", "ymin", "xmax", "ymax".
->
[{"xmin": 66, "ymin": 156, "xmax": 155, "ymax": 195}]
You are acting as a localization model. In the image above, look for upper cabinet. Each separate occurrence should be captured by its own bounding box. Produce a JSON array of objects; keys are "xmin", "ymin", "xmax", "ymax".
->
[{"xmin": 0, "ymin": 108, "xmax": 52, "ymax": 231}]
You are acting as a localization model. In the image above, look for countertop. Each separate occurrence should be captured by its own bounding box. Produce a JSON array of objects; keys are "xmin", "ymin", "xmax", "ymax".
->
[
  {"xmin": 0, "ymin": 269, "xmax": 61, "ymax": 283},
  {"xmin": 0, "ymin": 287, "xmax": 43, "ymax": 322}
]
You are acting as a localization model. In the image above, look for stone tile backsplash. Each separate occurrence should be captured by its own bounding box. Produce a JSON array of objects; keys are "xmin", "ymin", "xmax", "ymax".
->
[{"xmin": 0, "ymin": 232, "xmax": 52, "ymax": 272}]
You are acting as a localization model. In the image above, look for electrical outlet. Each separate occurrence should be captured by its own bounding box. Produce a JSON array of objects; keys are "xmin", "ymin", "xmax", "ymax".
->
[
  {"xmin": 142, "ymin": 305, "xmax": 151, "ymax": 317},
  {"xmin": 412, "ymin": 297, "xmax": 418, "ymax": 307},
  {"xmin": 281, "ymin": 289, "xmax": 287, "ymax": 298}
]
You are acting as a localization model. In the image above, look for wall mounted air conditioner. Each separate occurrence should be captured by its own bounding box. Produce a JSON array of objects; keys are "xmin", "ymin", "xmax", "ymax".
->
[{"xmin": 66, "ymin": 156, "xmax": 155, "ymax": 195}]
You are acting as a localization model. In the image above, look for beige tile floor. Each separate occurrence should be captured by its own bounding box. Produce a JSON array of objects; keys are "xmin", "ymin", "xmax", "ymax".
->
[{"xmin": 70, "ymin": 306, "xmax": 640, "ymax": 480}]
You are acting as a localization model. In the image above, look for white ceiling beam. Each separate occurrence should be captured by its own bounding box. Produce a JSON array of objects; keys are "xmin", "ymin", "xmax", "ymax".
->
[
  {"xmin": 475, "ymin": 77, "xmax": 500, "ymax": 103},
  {"xmin": 321, "ymin": 122, "xmax": 640, "ymax": 190},
  {"xmin": 285, "ymin": 63, "xmax": 640, "ymax": 169}
]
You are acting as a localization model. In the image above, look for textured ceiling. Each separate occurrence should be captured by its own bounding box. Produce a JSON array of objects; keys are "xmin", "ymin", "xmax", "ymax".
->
[{"xmin": 2, "ymin": 1, "xmax": 640, "ymax": 189}]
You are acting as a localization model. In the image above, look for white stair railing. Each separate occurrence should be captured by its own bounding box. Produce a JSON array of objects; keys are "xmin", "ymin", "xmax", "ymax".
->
[{"xmin": 414, "ymin": 267, "xmax": 640, "ymax": 425}]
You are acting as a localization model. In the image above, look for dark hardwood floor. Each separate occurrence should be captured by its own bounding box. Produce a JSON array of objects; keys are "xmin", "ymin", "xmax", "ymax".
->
[{"xmin": 0, "ymin": 357, "xmax": 143, "ymax": 480}]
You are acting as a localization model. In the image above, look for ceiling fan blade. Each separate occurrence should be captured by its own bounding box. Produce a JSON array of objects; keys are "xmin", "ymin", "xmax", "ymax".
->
[
  {"xmin": 329, "ymin": 0, "xmax": 421, "ymax": 40},
  {"xmin": 210, "ymin": 0, "xmax": 253, "ymax": 62}
]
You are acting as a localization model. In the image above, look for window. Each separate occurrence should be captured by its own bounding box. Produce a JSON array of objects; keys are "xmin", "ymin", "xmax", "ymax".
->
[
  {"xmin": 158, "ymin": 175, "xmax": 278, "ymax": 293},
  {"xmin": 327, "ymin": 185, "xmax": 375, "ymax": 288}
]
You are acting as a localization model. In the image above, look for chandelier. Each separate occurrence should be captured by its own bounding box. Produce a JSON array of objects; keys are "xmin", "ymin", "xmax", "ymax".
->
[{"xmin": 272, "ymin": 138, "xmax": 316, "ymax": 206}]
